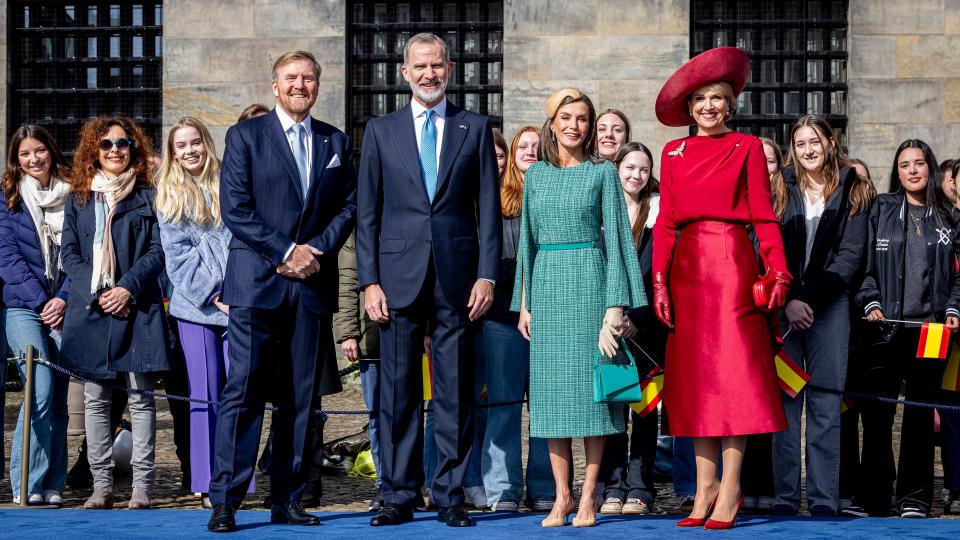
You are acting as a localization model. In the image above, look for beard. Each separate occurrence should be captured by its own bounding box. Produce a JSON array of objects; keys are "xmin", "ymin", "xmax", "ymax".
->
[
  {"xmin": 408, "ymin": 76, "xmax": 447, "ymax": 104},
  {"xmin": 279, "ymin": 92, "xmax": 316, "ymax": 116}
]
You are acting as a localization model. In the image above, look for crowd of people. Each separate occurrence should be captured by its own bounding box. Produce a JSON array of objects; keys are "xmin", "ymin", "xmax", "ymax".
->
[{"xmin": 0, "ymin": 34, "xmax": 959, "ymax": 533}]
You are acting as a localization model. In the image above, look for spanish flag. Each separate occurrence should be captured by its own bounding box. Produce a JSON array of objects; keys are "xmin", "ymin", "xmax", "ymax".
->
[
  {"xmin": 630, "ymin": 368, "xmax": 664, "ymax": 417},
  {"xmin": 422, "ymin": 354, "xmax": 434, "ymax": 401},
  {"xmin": 917, "ymin": 322, "xmax": 951, "ymax": 359},
  {"xmin": 840, "ymin": 396, "xmax": 855, "ymax": 414},
  {"xmin": 943, "ymin": 346, "xmax": 960, "ymax": 392},
  {"xmin": 775, "ymin": 351, "xmax": 809, "ymax": 398}
]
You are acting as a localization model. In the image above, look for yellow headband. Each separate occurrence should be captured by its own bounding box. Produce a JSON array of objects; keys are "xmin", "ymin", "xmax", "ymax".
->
[{"xmin": 544, "ymin": 88, "xmax": 584, "ymax": 118}]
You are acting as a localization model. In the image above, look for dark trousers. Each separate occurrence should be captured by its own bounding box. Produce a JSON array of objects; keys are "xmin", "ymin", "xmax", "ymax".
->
[
  {"xmin": 209, "ymin": 294, "xmax": 329, "ymax": 507},
  {"xmin": 940, "ymin": 390, "xmax": 960, "ymax": 494},
  {"xmin": 859, "ymin": 328, "xmax": 944, "ymax": 515},
  {"xmin": 839, "ymin": 338, "xmax": 870, "ymax": 501},
  {"xmin": 599, "ymin": 327, "xmax": 663, "ymax": 504},
  {"xmin": 742, "ymin": 434, "xmax": 774, "ymax": 498},
  {"xmin": 379, "ymin": 259, "xmax": 475, "ymax": 509}
]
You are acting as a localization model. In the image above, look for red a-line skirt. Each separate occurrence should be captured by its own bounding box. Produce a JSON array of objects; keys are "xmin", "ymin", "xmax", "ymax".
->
[{"xmin": 663, "ymin": 221, "xmax": 786, "ymax": 437}]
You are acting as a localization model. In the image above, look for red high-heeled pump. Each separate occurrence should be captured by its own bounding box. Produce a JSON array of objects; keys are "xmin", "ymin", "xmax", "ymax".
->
[
  {"xmin": 704, "ymin": 493, "xmax": 745, "ymax": 530},
  {"xmin": 675, "ymin": 494, "xmax": 719, "ymax": 527}
]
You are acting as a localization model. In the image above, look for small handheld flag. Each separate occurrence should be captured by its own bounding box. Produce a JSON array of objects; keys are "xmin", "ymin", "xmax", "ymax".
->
[
  {"xmin": 775, "ymin": 351, "xmax": 809, "ymax": 398},
  {"xmin": 943, "ymin": 346, "xmax": 960, "ymax": 392},
  {"xmin": 840, "ymin": 396, "xmax": 854, "ymax": 414},
  {"xmin": 630, "ymin": 368, "xmax": 664, "ymax": 417},
  {"xmin": 917, "ymin": 322, "xmax": 951, "ymax": 359},
  {"xmin": 422, "ymin": 354, "xmax": 433, "ymax": 401}
]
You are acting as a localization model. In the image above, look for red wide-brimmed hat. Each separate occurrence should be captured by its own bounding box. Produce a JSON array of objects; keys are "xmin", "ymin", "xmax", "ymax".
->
[{"xmin": 655, "ymin": 47, "xmax": 751, "ymax": 127}]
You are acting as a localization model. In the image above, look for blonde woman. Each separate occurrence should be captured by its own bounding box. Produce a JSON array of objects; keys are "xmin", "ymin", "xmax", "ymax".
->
[{"xmin": 154, "ymin": 117, "xmax": 245, "ymax": 501}]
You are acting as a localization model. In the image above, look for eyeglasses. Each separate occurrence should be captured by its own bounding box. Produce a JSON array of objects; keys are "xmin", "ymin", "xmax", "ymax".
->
[{"xmin": 98, "ymin": 138, "xmax": 134, "ymax": 152}]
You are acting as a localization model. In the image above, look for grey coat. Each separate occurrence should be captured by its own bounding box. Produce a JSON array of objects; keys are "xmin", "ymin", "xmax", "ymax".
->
[{"xmin": 157, "ymin": 208, "xmax": 232, "ymax": 327}]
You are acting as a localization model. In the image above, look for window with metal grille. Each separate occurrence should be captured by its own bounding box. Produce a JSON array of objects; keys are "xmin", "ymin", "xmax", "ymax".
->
[
  {"xmin": 691, "ymin": 0, "xmax": 848, "ymax": 149},
  {"xmin": 346, "ymin": 1, "xmax": 503, "ymax": 154},
  {"xmin": 7, "ymin": 1, "xmax": 163, "ymax": 155}
]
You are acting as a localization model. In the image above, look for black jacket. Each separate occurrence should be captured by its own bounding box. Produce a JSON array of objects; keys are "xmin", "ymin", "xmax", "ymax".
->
[
  {"xmin": 781, "ymin": 165, "xmax": 868, "ymax": 313},
  {"xmin": 855, "ymin": 192, "xmax": 960, "ymax": 341}
]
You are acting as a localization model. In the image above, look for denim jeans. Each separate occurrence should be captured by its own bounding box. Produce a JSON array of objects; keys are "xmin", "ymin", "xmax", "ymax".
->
[
  {"xmin": 360, "ymin": 359, "xmax": 382, "ymax": 487},
  {"xmin": 4, "ymin": 307, "xmax": 69, "ymax": 497},
  {"xmin": 774, "ymin": 296, "xmax": 848, "ymax": 511},
  {"xmin": 672, "ymin": 436, "xmax": 696, "ymax": 498},
  {"xmin": 0, "ymin": 315, "xmax": 7, "ymax": 483},
  {"xmin": 480, "ymin": 320, "xmax": 554, "ymax": 505},
  {"xmin": 85, "ymin": 372, "xmax": 157, "ymax": 490}
]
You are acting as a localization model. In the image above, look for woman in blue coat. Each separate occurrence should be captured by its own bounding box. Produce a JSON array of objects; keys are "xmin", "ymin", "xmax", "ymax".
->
[
  {"xmin": 60, "ymin": 114, "xmax": 170, "ymax": 510},
  {"xmin": 0, "ymin": 124, "xmax": 72, "ymax": 505}
]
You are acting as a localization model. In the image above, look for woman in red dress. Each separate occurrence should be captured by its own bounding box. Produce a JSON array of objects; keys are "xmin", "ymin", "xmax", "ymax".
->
[{"xmin": 651, "ymin": 47, "xmax": 792, "ymax": 529}]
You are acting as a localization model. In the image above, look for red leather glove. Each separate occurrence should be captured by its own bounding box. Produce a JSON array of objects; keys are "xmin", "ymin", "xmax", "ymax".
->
[
  {"xmin": 653, "ymin": 272, "xmax": 674, "ymax": 329},
  {"xmin": 767, "ymin": 271, "xmax": 792, "ymax": 312}
]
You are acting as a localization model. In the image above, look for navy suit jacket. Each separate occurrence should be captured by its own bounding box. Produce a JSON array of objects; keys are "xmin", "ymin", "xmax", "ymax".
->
[
  {"xmin": 220, "ymin": 109, "xmax": 357, "ymax": 313},
  {"xmin": 357, "ymin": 101, "xmax": 501, "ymax": 310}
]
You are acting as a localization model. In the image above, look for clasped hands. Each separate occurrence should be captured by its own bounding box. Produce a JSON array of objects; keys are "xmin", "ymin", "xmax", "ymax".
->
[
  {"xmin": 98, "ymin": 286, "xmax": 133, "ymax": 318},
  {"xmin": 278, "ymin": 244, "xmax": 323, "ymax": 279}
]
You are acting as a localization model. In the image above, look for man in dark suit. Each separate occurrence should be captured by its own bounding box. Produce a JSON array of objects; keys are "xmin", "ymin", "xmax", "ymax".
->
[
  {"xmin": 357, "ymin": 33, "xmax": 501, "ymax": 527},
  {"xmin": 207, "ymin": 50, "xmax": 356, "ymax": 533}
]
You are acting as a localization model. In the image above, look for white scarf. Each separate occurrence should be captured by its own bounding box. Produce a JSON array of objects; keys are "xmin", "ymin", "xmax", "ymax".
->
[
  {"xmin": 90, "ymin": 169, "xmax": 136, "ymax": 294},
  {"xmin": 18, "ymin": 174, "xmax": 71, "ymax": 281}
]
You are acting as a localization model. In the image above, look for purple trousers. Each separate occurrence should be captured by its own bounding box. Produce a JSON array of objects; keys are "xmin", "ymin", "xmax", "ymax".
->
[{"xmin": 177, "ymin": 319, "xmax": 254, "ymax": 494}]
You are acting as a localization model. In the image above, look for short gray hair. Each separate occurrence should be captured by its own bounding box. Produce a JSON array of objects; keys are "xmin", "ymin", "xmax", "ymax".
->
[{"xmin": 403, "ymin": 33, "xmax": 449, "ymax": 66}]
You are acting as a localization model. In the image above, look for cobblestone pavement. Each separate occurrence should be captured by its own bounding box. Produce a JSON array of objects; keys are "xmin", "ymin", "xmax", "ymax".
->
[{"xmin": 1, "ymin": 376, "xmax": 954, "ymax": 517}]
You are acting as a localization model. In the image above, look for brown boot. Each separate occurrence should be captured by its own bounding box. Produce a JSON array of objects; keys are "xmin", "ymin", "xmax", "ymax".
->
[
  {"xmin": 128, "ymin": 487, "xmax": 152, "ymax": 509},
  {"xmin": 83, "ymin": 487, "xmax": 114, "ymax": 509}
]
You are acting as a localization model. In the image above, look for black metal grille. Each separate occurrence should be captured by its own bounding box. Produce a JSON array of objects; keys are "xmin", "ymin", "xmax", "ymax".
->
[
  {"xmin": 691, "ymin": 0, "xmax": 848, "ymax": 148},
  {"xmin": 346, "ymin": 1, "xmax": 504, "ymax": 154},
  {"xmin": 7, "ymin": 1, "xmax": 163, "ymax": 155}
]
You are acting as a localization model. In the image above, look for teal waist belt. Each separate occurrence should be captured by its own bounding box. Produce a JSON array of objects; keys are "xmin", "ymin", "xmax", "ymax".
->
[{"xmin": 538, "ymin": 240, "xmax": 600, "ymax": 251}]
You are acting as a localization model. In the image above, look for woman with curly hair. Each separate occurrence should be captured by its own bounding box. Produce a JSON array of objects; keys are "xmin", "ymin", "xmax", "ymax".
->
[
  {"xmin": 0, "ymin": 124, "xmax": 72, "ymax": 505},
  {"xmin": 60, "ymin": 114, "xmax": 170, "ymax": 510}
]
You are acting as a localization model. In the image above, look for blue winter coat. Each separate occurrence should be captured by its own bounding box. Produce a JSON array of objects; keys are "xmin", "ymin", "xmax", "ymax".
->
[
  {"xmin": 0, "ymin": 192, "xmax": 70, "ymax": 310},
  {"xmin": 59, "ymin": 185, "xmax": 171, "ymax": 379}
]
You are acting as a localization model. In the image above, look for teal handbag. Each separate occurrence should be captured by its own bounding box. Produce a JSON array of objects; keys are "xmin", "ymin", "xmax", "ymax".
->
[{"xmin": 593, "ymin": 339, "xmax": 643, "ymax": 403}]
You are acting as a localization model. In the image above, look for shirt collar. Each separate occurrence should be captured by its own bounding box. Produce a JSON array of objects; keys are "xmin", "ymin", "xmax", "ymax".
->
[
  {"xmin": 411, "ymin": 97, "xmax": 447, "ymax": 120},
  {"xmin": 275, "ymin": 106, "xmax": 311, "ymax": 134}
]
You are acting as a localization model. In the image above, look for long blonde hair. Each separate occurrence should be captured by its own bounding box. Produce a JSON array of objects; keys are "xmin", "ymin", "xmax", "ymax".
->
[
  {"xmin": 760, "ymin": 137, "xmax": 787, "ymax": 219},
  {"xmin": 154, "ymin": 117, "xmax": 222, "ymax": 226}
]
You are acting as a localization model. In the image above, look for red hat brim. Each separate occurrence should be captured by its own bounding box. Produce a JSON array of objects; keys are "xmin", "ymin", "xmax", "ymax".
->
[{"xmin": 655, "ymin": 47, "xmax": 751, "ymax": 127}]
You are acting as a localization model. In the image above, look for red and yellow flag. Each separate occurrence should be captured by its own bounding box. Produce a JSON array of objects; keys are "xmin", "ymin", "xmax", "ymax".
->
[
  {"xmin": 943, "ymin": 346, "xmax": 960, "ymax": 392},
  {"xmin": 630, "ymin": 368, "xmax": 664, "ymax": 417},
  {"xmin": 775, "ymin": 351, "xmax": 809, "ymax": 398},
  {"xmin": 840, "ymin": 396, "xmax": 855, "ymax": 414},
  {"xmin": 917, "ymin": 322, "xmax": 951, "ymax": 359},
  {"xmin": 422, "ymin": 354, "xmax": 434, "ymax": 401}
]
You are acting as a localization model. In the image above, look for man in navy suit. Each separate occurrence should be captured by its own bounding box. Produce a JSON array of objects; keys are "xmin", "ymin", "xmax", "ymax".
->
[
  {"xmin": 207, "ymin": 51, "xmax": 356, "ymax": 533},
  {"xmin": 357, "ymin": 33, "xmax": 501, "ymax": 527}
]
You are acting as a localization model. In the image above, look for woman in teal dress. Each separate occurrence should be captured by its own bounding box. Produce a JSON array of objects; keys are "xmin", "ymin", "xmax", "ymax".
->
[{"xmin": 511, "ymin": 88, "xmax": 646, "ymax": 527}]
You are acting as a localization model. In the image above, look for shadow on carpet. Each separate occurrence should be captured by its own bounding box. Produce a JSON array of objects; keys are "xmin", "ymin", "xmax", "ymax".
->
[{"xmin": 0, "ymin": 509, "xmax": 957, "ymax": 539}]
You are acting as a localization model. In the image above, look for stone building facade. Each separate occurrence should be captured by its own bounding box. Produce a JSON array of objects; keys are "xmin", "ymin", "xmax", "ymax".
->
[{"xmin": 2, "ymin": 0, "xmax": 958, "ymax": 183}]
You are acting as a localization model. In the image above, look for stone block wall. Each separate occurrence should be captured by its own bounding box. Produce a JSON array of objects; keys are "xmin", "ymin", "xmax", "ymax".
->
[
  {"xmin": 502, "ymin": 0, "xmax": 690, "ymax": 172},
  {"xmin": 847, "ymin": 0, "xmax": 960, "ymax": 191},
  {"xmin": 1, "ymin": 6, "xmax": 7, "ymax": 160},
  {"xmin": 162, "ymin": 0, "xmax": 346, "ymax": 156}
]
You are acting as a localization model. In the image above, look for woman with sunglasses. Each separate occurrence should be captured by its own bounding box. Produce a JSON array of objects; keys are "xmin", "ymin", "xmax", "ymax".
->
[
  {"xmin": 60, "ymin": 114, "xmax": 170, "ymax": 510},
  {"xmin": 0, "ymin": 125, "xmax": 72, "ymax": 505}
]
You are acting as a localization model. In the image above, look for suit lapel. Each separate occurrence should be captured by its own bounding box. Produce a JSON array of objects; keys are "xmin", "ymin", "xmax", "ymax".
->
[
  {"xmin": 264, "ymin": 110, "xmax": 305, "ymax": 205},
  {"xmin": 435, "ymin": 103, "xmax": 468, "ymax": 202},
  {"xmin": 393, "ymin": 104, "xmax": 430, "ymax": 203}
]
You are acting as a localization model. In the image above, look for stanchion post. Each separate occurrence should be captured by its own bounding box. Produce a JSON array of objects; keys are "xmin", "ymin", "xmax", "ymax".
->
[{"xmin": 17, "ymin": 346, "xmax": 35, "ymax": 508}]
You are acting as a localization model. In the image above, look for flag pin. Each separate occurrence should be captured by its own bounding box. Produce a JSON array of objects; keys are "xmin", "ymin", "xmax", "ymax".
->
[{"xmin": 459, "ymin": 124, "xmax": 467, "ymax": 129}]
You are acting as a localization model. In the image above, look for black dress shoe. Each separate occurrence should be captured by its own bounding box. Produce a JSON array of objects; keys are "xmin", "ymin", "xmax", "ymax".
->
[
  {"xmin": 271, "ymin": 502, "xmax": 320, "ymax": 525},
  {"xmin": 208, "ymin": 504, "xmax": 237, "ymax": 533},
  {"xmin": 370, "ymin": 504, "xmax": 414, "ymax": 526},
  {"xmin": 437, "ymin": 505, "xmax": 474, "ymax": 527}
]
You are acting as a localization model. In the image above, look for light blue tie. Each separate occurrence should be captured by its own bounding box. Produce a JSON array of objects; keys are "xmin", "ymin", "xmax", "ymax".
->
[
  {"xmin": 419, "ymin": 109, "xmax": 438, "ymax": 203},
  {"xmin": 290, "ymin": 123, "xmax": 309, "ymax": 195}
]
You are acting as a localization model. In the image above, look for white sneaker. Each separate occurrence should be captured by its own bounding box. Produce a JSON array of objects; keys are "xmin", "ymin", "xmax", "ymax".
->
[
  {"xmin": 599, "ymin": 497, "xmax": 624, "ymax": 514},
  {"xmin": 491, "ymin": 500, "xmax": 519, "ymax": 512},
  {"xmin": 42, "ymin": 490, "xmax": 62, "ymax": 506},
  {"xmin": 12, "ymin": 493, "xmax": 43, "ymax": 505}
]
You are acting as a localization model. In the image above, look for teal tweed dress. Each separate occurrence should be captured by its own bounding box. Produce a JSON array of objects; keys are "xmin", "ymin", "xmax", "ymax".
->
[{"xmin": 511, "ymin": 160, "xmax": 647, "ymax": 438}]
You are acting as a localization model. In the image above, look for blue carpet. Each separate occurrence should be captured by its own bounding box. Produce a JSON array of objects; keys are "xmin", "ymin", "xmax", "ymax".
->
[{"xmin": 0, "ymin": 509, "xmax": 957, "ymax": 539}]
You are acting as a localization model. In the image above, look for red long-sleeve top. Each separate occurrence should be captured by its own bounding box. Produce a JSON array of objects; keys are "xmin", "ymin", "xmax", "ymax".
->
[{"xmin": 652, "ymin": 131, "xmax": 788, "ymax": 276}]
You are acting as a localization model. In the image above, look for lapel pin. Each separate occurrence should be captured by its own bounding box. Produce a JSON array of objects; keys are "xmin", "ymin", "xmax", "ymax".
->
[
  {"xmin": 668, "ymin": 141, "xmax": 685, "ymax": 158},
  {"xmin": 459, "ymin": 124, "xmax": 467, "ymax": 130},
  {"xmin": 324, "ymin": 138, "xmax": 329, "ymax": 143}
]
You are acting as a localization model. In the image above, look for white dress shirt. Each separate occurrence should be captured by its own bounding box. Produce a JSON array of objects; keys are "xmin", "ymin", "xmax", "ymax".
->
[
  {"xmin": 276, "ymin": 106, "xmax": 313, "ymax": 263},
  {"xmin": 411, "ymin": 97, "xmax": 446, "ymax": 164}
]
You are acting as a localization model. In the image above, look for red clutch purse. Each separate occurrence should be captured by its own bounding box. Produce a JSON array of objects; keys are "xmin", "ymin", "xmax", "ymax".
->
[{"xmin": 752, "ymin": 273, "xmax": 778, "ymax": 312}]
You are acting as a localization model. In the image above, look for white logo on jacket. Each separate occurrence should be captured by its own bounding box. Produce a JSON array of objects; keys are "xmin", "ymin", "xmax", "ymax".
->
[
  {"xmin": 876, "ymin": 238, "xmax": 889, "ymax": 251},
  {"xmin": 937, "ymin": 228, "xmax": 952, "ymax": 246}
]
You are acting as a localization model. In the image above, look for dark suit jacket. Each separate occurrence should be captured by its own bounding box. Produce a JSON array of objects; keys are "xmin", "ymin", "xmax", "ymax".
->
[
  {"xmin": 356, "ymin": 101, "xmax": 501, "ymax": 309},
  {"xmin": 60, "ymin": 185, "xmax": 171, "ymax": 379},
  {"xmin": 220, "ymin": 109, "xmax": 357, "ymax": 313}
]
